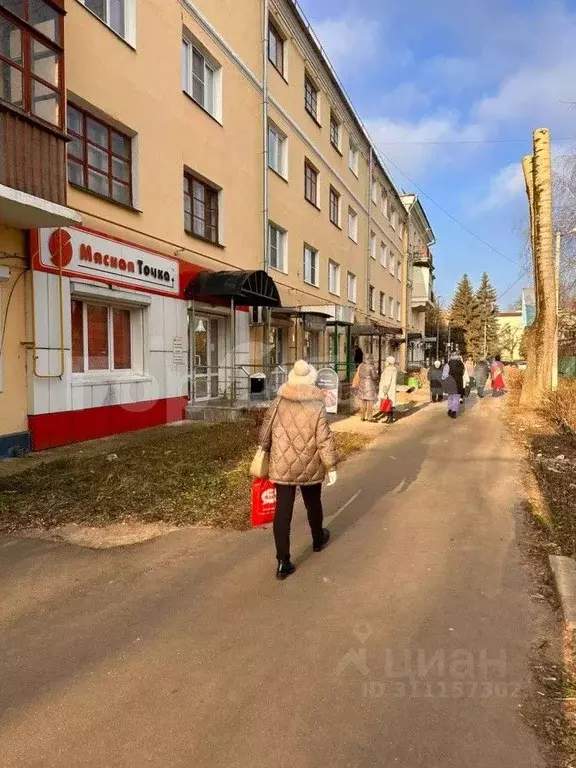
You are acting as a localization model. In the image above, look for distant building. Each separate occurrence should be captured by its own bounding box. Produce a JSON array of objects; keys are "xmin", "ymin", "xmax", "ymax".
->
[{"xmin": 495, "ymin": 312, "xmax": 525, "ymax": 361}]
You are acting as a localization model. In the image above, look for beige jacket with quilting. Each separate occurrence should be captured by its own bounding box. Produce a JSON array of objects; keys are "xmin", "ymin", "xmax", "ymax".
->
[{"xmin": 258, "ymin": 383, "xmax": 339, "ymax": 485}]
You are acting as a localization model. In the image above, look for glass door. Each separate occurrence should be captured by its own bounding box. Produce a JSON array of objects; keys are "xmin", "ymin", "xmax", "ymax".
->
[{"xmin": 193, "ymin": 316, "xmax": 220, "ymax": 401}]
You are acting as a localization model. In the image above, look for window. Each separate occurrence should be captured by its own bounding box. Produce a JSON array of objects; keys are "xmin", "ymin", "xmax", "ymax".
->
[
  {"xmin": 268, "ymin": 222, "xmax": 287, "ymax": 273},
  {"xmin": 347, "ymin": 272, "xmax": 357, "ymax": 303},
  {"xmin": 71, "ymin": 299, "xmax": 142, "ymax": 374},
  {"xmin": 371, "ymin": 180, "xmax": 378, "ymax": 204},
  {"xmin": 370, "ymin": 231, "xmax": 376, "ymax": 260},
  {"xmin": 391, "ymin": 207, "xmax": 398, "ymax": 230},
  {"xmin": 348, "ymin": 207, "xmax": 358, "ymax": 242},
  {"xmin": 304, "ymin": 160, "xmax": 318, "ymax": 206},
  {"xmin": 304, "ymin": 74, "xmax": 318, "ymax": 121},
  {"xmin": 184, "ymin": 172, "xmax": 219, "ymax": 244},
  {"xmin": 388, "ymin": 296, "xmax": 394, "ymax": 318},
  {"xmin": 389, "ymin": 251, "xmax": 395, "ymax": 275},
  {"xmin": 381, "ymin": 188, "xmax": 388, "ymax": 217},
  {"xmin": 380, "ymin": 241, "xmax": 387, "ymax": 267},
  {"xmin": 182, "ymin": 37, "xmax": 220, "ymax": 119},
  {"xmin": 67, "ymin": 104, "xmax": 133, "ymax": 206},
  {"xmin": 0, "ymin": 1, "xmax": 64, "ymax": 128},
  {"xmin": 268, "ymin": 19, "xmax": 284, "ymax": 75},
  {"xmin": 78, "ymin": 0, "xmax": 133, "ymax": 43},
  {"xmin": 369, "ymin": 286, "xmax": 375, "ymax": 312},
  {"xmin": 303, "ymin": 245, "xmax": 318, "ymax": 287},
  {"xmin": 330, "ymin": 111, "xmax": 341, "ymax": 151},
  {"xmin": 329, "ymin": 186, "xmax": 340, "ymax": 227},
  {"xmin": 348, "ymin": 141, "xmax": 359, "ymax": 175},
  {"xmin": 397, "ymin": 258, "xmax": 402, "ymax": 280},
  {"xmin": 328, "ymin": 260, "xmax": 340, "ymax": 296},
  {"xmin": 380, "ymin": 292, "xmax": 386, "ymax": 315},
  {"xmin": 268, "ymin": 123, "xmax": 287, "ymax": 177},
  {"xmin": 396, "ymin": 300, "xmax": 402, "ymax": 322}
]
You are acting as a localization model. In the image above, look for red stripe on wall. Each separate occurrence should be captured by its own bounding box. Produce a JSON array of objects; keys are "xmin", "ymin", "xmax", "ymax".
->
[{"xmin": 29, "ymin": 396, "xmax": 188, "ymax": 451}]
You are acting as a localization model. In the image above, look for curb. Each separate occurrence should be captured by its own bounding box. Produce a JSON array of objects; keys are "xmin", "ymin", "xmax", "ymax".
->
[{"xmin": 549, "ymin": 555, "xmax": 576, "ymax": 630}]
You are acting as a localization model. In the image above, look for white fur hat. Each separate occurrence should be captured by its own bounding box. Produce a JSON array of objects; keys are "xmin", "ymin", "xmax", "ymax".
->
[
  {"xmin": 386, "ymin": 356, "xmax": 396, "ymax": 365},
  {"xmin": 288, "ymin": 360, "xmax": 318, "ymax": 386}
]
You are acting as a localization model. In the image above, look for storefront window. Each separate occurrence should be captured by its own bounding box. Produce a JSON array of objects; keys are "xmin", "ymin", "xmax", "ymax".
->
[
  {"xmin": 304, "ymin": 331, "xmax": 319, "ymax": 364},
  {"xmin": 267, "ymin": 326, "xmax": 285, "ymax": 366},
  {"xmin": 71, "ymin": 298, "xmax": 138, "ymax": 373}
]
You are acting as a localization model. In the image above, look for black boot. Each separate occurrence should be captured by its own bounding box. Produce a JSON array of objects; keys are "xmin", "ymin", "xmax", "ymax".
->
[
  {"xmin": 276, "ymin": 560, "xmax": 296, "ymax": 580},
  {"xmin": 313, "ymin": 528, "xmax": 331, "ymax": 552}
]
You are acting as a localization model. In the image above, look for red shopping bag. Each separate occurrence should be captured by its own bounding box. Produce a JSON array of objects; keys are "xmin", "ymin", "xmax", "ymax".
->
[
  {"xmin": 379, "ymin": 398, "xmax": 392, "ymax": 413},
  {"xmin": 251, "ymin": 478, "xmax": 276, "ymax": 527}
]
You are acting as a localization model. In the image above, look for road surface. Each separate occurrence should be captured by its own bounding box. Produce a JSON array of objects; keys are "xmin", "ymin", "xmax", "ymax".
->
[{"xmin": 1, "ymin": 396, "xmax": 550, "ymax": 767}]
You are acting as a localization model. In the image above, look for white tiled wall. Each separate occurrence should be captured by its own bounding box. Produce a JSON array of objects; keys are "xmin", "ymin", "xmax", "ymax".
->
[{"xmin": 29, "ymin": 271, "xmax": 189, "ymax": 415}]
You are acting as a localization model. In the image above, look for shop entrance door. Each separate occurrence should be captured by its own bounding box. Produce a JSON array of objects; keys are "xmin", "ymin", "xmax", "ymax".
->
[{"xmin": 192, "ymin": 316, "xmax": 220, "ymax": 400}]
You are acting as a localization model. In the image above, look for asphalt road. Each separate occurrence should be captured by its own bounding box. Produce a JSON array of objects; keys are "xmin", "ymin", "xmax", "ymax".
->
[{"xmin": 1, "ymin": 396, "xmax": 550, "ymax": 767}]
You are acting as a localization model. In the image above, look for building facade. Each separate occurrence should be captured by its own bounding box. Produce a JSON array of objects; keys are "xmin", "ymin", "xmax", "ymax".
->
[{"xmin": 0, "ymin": 0, "xmax": 438, "ymax": 454}]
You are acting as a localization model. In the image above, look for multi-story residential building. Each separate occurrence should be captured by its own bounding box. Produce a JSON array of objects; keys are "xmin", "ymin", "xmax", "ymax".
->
[
  {"xmin": 1, "ymin": 0, "xmax": 438, "ymax": 453},
  {"xmin": 0, "ymin": 0, "xmax": 82, "ymax": 457},
  {"xmin": 400, "ymin": 194, "xmax": 436, "ymax": 368}
]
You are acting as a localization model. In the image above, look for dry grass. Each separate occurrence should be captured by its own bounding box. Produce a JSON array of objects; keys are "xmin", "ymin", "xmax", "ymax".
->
[
  {"xmin": 0, "ymin": 421, "xmax": 372, "ymax": 534},
  {"xmin": 546, "ymin": 378, "xmax": 576, "ymax": 437}
]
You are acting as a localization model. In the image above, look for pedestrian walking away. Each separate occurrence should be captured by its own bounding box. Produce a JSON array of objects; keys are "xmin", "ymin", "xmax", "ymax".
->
[
  {"xmin": 377, "ymin": 356, "xmax": 399, "ymax": 423},
  {"xmin": 464, "ymin": 356, "xmax": 475, "ymax": 397},
  {"xmin": 427, "ymin": 360, "xmax": 444, "ymax": 403},
  {"xmin": 442, "ymin": 351, "xmax": 465, "ymax": 418},
  {"xmin": 491, "ymin": 354, "xmax": 506, "ymax": 397},
  {"xmin": 474, "ymin": 358, "xmax": 490, "ymax": 398},
  {"xmin": 258, "ymin": 360, "xmax": 338, "ymax": 580},
  {"xmin": 356, "ymin": 353, "xmax": 379, "ymax": 422}
]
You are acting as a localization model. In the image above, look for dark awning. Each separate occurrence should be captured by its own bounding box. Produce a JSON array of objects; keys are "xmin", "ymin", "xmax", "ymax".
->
[
  {"xmin": 185, "ymin": 270, "xmax": 281, "ymax": 307},
  {"xmin": 351, "ymin": 323, "xmax": 399, "ymax": 337}
]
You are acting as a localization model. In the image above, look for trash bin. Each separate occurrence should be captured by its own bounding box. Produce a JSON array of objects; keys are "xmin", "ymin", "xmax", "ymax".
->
[{"xmin": 250, "ymin": 372, "xmax": 266, "ymax": 401}]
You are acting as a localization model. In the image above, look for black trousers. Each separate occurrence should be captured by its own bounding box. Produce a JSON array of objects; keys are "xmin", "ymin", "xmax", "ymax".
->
[
  {"xmin": 274, "ymin": 483, "xmax": 323, "ymax": 561},
  {"xmin": 430, "ymin": 386, "xmax": 443, "ymax": 403}
]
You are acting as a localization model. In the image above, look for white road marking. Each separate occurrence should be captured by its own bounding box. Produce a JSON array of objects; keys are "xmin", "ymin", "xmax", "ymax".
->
[{"xmin": 326, "ymin": 490, "xmax": 362, "ymax": 523}]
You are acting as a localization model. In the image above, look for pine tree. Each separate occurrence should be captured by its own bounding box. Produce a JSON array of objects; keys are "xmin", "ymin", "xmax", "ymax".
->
[
  {"xmin": 476, "ymin": 272, "xmax": 499, "ymax": 358},
  {"xmin": 449, "ymin": 274, "xmax": 483, "ymax": 357}
]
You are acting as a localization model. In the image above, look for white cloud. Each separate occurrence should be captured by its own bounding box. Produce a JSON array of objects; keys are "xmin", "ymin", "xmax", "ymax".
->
[
  {"xmin": 475, "ymin": 162, "xmax": 525, "ymax": 213},
  {"xmin": 312, "ymin": 15, "xmax": 380, "ymax": 69}
]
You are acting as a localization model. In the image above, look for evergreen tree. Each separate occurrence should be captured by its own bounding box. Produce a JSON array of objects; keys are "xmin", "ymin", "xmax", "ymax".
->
[
  {"xmin": 425, "ymin": 299, "xmax": 449, "ymax": 359},
  {"xmin": 449, "ymin": 274, "xmax": 483, "ymax": 357},
  {"xmin": 476, "ymin": 272, "xmax": 499, "ymax": 358}
]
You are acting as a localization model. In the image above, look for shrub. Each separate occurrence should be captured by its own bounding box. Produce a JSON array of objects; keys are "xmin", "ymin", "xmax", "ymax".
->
[{"xmin": 546, "ymin": 378, "xmax": 576, "ymax": 436}]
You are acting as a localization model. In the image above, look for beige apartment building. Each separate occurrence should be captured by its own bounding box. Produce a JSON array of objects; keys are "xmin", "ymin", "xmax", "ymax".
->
[{"xmin": 0, "ymin": 0, "xmax": 436, "ymax": 454}]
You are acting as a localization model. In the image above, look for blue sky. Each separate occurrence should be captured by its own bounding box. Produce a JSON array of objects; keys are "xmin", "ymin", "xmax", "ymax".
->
[{"xmin": 299, "ymin": 0, "xmax": 576, "ymax": 308}]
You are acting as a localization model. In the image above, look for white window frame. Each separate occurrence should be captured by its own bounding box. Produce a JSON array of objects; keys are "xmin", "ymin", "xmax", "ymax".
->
[
  {"xmin": 268, "ymin": 222, "xmax": 288, "ymax": 274},
  {"xmin": 182, "ymin": 35, "xmax": 222, "ymax": 123},
  {"xmin": 347, "ymin": 272, "xmax": 357, "ymax": 303},
  {"xmin": 397, "ymin": 258, "xmax": 402, "ymax": 281},
  {"xmin": 77, "ymin": 0, "xmax": 136, "ymax": 46},
  {"xmin": 328, "ymin": 259, "xmax": 340, "ymax": 296},
  {"xmin": 389, "ymin": 252, "xmax": 395, "ymax": 275},
  {"xmin": 380, "ymin": 241, "xmax": 387, "ymax": 267},
  {"xmin": 348, "ymin": 207, "xmax": 358, "ymax": 242},
  {"xmin": 381, "ymin": 187, "xmax": 388, "ymax": 217},
  {"xmin": 71, "ymin": 297, "xmax": 146, "ymax": 381},
  {"xmin": 380, "ymin": 291, "xmax": 386, "ymax": 315},
  {"xmin": 391, "ymin": 207, "xmax": 398, "ymax": 230},
  {"xmin": 371, "ymin": 180, "xmax": 378, "ymax": 204},
  {"xmin": 268, "ymin": 122, "xmax": 287, "ymax": 178},
  {"xmin": 388, "ymin": 296, "xmax": 394, "ymax": 318},
  {"xmin": 303, "ymin": 244, "xmax": 319, "ymax": 287},
  {"xmin": 369, "ymin": 286, "xmax": 375, "ymax": 312},
  {"xmin": 396, "ymin": 300, "xmax": 402, "ymax": 322},
  {"xmin": 370, "ymin": 231, "xmax": 376, "ymax": 260},
  {"xmin": 330, "ymin": 111, "xmax": 342, "ymax": 152},
  {"xmin": 348, "ymin": 140, "xmax": 359, "ymax": 176}
]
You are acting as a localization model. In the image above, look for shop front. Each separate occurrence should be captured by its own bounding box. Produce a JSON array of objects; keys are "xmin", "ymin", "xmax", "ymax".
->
[{"xmin": 29, "ymin": 226, "xmax": 189, "ymax": 450}]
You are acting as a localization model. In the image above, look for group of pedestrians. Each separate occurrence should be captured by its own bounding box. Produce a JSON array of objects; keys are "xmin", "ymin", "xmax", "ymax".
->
[
  {"xmin": 355, "ymin": 354, "xmax": 398, "ymax": 424},
  {"xmin": 427, "ymin": 352, "xmax": 507, "ymax": 419}
]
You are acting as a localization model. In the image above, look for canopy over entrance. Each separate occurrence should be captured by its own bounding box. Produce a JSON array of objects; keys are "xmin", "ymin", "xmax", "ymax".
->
[{"xmin": 185, "ymin": 269, "xmax": 281, "ymax": 307}]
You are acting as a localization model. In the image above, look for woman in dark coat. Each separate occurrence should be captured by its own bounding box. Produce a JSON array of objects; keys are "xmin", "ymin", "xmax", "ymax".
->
[
  {"xmin": 356, "ymin": 353, "xmax": 378, "ymax": 421},
  {"xmin": 442, "ymin": 352, "xmax": 465, "ymax": 418},
  {"xmin": 427, "ymin": 360, "xmax": 444, "ymax": 403}
]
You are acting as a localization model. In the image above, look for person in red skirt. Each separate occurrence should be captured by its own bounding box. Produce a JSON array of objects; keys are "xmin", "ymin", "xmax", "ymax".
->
[{"xmin": 490, "ymin": 354, "xmax": 506, "ymax": 396}]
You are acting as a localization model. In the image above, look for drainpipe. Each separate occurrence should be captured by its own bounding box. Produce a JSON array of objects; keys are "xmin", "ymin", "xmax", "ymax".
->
[
  {"xmin": 366, "ymin": 146, "xmax": 373, "ymax": 326},
  {"xmin": 262, "ymin": 0, "xmax": 269, "ymax": 273},
  {"xmin": 403, "ymin": 204, "xmax": 412, "ymax": 371}
]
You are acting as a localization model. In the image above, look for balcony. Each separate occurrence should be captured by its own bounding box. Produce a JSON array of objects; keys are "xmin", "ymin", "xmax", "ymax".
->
[
  {"xmin": 411, "ymin": 265, "xmax": 434, "ymax": 312},
  {"xmin": 0, "ymin": 0, "xmax": 80, "ymax": 229}
]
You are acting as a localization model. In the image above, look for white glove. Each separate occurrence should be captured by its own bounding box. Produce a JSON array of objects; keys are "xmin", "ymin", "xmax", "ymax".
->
[{"xmin": 327, "ymin": 470, "xmax": 338, "ymax": 487}]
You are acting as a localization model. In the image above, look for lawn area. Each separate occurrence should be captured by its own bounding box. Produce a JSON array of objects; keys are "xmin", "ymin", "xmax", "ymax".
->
[{"xmin": 0, "ymin": 421, "xmax": 372, "ymax": 533}]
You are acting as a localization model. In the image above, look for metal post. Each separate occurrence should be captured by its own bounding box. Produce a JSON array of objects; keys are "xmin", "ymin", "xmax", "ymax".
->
[
  {"xmin": 483, "ymin": 318, "xmax": 488, "ymax": 359},
  {"xmin": 447, "ymin": 322, "xmax": 451, "ymax": 356},
  {"xmin": 231, "ymin": 298, "xmax": 236, "ymax": 403},
  {"xmin": 346, "ymin": 324, "xmax": 352, "ymax": 381},
  {"xmin": 435, "ymin": 306, "xmax": 440, "ymax": 360},
  {"xmin": 265, "ymin": 306, "xmax": 271, "ymax": 400},
  {"xmin": 553, "ymin": 231, "xmax": 561, "ymax": 390}
]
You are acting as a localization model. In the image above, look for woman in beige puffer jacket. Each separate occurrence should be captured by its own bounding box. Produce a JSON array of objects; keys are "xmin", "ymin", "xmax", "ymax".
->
[{"xmin": 259, "ymin": 360, "xmax": 338, "ymax": 580}]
